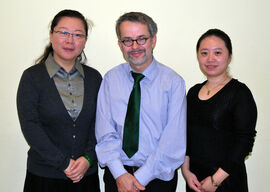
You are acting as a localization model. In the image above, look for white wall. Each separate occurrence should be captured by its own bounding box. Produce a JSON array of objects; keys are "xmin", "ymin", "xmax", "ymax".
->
[{"xmin": 1, "ymin": 0, "xmax": 269, "ymax": 191}]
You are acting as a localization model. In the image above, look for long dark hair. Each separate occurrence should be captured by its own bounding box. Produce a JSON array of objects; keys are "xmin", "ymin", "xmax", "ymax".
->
[{"xmin": 35, "ymin": 9, "xmax": 92, "ymax": 64}]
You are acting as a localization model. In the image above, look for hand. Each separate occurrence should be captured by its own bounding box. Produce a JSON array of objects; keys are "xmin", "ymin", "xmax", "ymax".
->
[
  {"xmin": 182, "ymin": 169, "xmax": 202, "ymax": 192},
  {"xmin": 64, "ymin": 159, "xmax": 75, "ymax": 174},
  {"xmin": 64, "ymin": 157, "xmax": 90, "ymax": 183},
  {"xmin": 116, "ymin": 173, "xmax": 145, "ymax": 192},
  {"xmin": 200, "ymin": 176, "xmax": 217, "ymax": 192}
]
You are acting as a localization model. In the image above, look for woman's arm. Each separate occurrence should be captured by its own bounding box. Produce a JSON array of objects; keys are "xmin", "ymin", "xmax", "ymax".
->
[
  {"xmin": 17, "ymin": 69, "xmax": 70, "ymax": 171},
  {"xmin": 181, "ymin": 156, "xmax": 202, "ymax": 192}
]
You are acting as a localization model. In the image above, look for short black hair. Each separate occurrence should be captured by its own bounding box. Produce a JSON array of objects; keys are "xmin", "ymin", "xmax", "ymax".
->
[{"xmin": 196, "ymin": 29, "xmax": 232, "ymax": 55}]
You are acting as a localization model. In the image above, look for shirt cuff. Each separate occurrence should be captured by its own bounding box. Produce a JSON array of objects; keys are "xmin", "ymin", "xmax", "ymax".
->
[
  {"xmin": 134, "ymin": 166, "xmax": 155, "ymax": 186},
  {"xmin": 107, "ymin": 160, "xmax": 127, "ymax": 179}
]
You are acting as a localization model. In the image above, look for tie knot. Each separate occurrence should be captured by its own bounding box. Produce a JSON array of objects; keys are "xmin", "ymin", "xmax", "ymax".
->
[{"xmin": 132, "ymin": 72, "xmax": 144, "ymax": 83}]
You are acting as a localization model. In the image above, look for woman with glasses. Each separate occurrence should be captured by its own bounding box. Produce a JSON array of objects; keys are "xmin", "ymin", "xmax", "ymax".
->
[
  {"xmin": 17, "ymin": 9, "xmax": 101, "ymax": 192},
  {"xmin": 181, "ymin": 29, "xmax": 257, "ymax": 192}
]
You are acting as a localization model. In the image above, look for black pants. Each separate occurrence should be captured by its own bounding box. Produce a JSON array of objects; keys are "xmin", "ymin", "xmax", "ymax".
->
[
  {"xmin": 104, "ymin": 167, "xmax": 178, "ymax": 192},
  {"xmin": 24, "ymin": 170, "xmax": 100, "ymax": 192}
]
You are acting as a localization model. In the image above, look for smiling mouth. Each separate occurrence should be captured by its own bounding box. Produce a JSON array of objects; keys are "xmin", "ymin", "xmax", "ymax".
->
[
  {"xmin": 129, "ymin": 49, "xmax": 145, "ymax": 57},
  {"xmin": 206, "ymin": 65, "xmax": 217, "ymax": 69}
]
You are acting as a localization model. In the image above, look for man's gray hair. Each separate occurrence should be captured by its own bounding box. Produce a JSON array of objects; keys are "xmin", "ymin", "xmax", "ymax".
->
[{"xmin": 116, "ymin": 12, "xmax": 158, "ymax": 40}]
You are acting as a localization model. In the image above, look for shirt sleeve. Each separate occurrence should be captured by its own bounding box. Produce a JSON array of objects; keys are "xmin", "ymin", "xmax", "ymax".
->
[
  {"xmin": 95, "ymin": 75, "xmax": 127, "ymax": 179},
  {"xmin": 17, "ymin": 69, "xmax": 69, "ymax": 171},
  {"xmin": 134, "ymin": 76, "xmax": 187, "ymax": 186},
  {"xmin": 220, "ymin": 83, "xmax": 257, "ymax": 174}
]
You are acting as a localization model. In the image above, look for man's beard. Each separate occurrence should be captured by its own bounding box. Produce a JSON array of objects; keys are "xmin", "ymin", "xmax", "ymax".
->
[{"xmin": 126, "ymin": 49, "xmax": 150, "ymax": 66}]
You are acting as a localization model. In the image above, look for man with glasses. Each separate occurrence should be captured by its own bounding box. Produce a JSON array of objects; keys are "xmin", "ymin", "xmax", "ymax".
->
[{"xmin": 95, "ymin": 12, "xmax": 187, "ymax": 192}]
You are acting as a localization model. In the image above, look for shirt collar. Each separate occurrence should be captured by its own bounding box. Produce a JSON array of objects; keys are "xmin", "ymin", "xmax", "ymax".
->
[
  {"xmin": 127, "ymin": 56, "xmax": 158, "ymax": 82},
  {"xmin": 45, "ymin": 53, "xmax": 85, "ymax": 78}
]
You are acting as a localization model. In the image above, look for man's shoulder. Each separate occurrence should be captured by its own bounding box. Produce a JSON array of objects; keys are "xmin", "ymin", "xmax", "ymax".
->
[
  {"xmin": 104, "ymin": 62, "xmax": 129, "ymax": 78},
  {"xmin": 155, "ymin": 61, "xmax": 184, "ymax": 82}
]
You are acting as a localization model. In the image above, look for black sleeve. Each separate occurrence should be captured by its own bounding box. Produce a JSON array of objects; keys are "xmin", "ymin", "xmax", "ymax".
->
[
  {"xmin": 83, "ymin": 68, "xmax": 103, "ymax": 163},
  {"xmin": 221, "ymin": 83, "xmax": 257, "ymax": 174}
]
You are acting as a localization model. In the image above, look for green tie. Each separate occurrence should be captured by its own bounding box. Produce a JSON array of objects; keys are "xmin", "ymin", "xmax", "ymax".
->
[{"xmin": 122, "ymin": 72, "xmax": 145, "ymax": 158}]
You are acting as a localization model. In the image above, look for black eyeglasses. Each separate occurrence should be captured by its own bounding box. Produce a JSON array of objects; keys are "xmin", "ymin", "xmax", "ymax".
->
[
  {"xmin": 121, "ymin": 37, "xmax": 150, "ymax": 47},
  {"xmin": 53, "ymin": 30, "xmax": 86, "ymax": 40}
]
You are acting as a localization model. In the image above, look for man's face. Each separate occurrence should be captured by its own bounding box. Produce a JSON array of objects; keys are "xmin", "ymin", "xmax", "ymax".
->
[{"xmin": 118, "ymin": 21, "xmax": 156, "ymax": 70}]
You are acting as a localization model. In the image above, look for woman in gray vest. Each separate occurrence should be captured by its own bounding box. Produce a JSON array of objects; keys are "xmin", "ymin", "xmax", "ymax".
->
[{"xmin": 17, "ymin": 9, "xmax": 101, "ymax": 192}]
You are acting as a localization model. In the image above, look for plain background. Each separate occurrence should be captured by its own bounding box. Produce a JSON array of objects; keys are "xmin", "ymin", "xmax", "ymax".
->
[{"xmin": 1, "ymin": 0, "xmax": 269, "ymax": 191}]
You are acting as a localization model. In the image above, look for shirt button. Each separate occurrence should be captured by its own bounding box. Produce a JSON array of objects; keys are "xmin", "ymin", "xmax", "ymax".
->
[
  {"xmin": 73, "ymin": 135, "xmax": 76, "ymax": 139},
  {"xmin": 73, "ymin": 124, "xmax": 76, "ymax": 127},
  {"xmin": 71, "ymin": 155, "xmax": 74, "ymax": 158}
]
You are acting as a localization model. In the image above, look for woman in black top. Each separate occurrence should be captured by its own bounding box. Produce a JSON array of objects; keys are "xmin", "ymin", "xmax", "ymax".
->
[
  {"xmin": 17, "ymin": 10, "xmax": 101, "ymax": 192},
  {"xmin": 181, "ymin": 29, "xmax": 257, "ymax": 192}
]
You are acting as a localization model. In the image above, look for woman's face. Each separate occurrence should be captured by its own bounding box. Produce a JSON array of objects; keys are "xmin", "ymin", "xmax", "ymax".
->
[
  {"xmin": 197, "ymin": 36, "xmax": 231, "ymax": 78},
  {"xmin": 50, "ymin": 17, "xmax": 87, "ymax": 65}
]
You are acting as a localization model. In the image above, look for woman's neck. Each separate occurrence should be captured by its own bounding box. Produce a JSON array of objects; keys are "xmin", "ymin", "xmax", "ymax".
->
[
  {"xmin": 60, "ymin": 62, "xmax": 75, "ymax": 73},
  {"xmin": 53, "ymin": 56, "xmax": 76, "ymax": 73},
  {"xmin": 206, "ymin": 74, "xmax": 230, "ymax": 89}
]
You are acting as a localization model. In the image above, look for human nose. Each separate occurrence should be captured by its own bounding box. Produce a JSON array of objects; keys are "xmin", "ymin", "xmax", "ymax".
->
[
  {"xmin": 207, "ymin": 52, "xmax": 215, "ymax": 62},
  {"xmin": 66, "ymin": 34, "xmax": 74, "ymax": 43},
  {"xmin": 131, "ymin": 40, "xmax": 140, "ymax": 49}
]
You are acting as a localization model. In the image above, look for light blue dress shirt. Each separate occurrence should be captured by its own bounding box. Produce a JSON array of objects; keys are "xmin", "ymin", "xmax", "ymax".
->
[{"xmin": 95, "ymin": 58, "xmax": 187, "ymax": 186}]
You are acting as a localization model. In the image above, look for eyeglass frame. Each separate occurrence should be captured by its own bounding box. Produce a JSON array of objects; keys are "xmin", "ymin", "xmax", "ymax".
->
[
  {"xmin": 120, "ymin": 36, "xmax": 150, "ymax": 47},
  {"xmin": 53, "ymin": 30, "xmax": 86, "ymax": 40}
]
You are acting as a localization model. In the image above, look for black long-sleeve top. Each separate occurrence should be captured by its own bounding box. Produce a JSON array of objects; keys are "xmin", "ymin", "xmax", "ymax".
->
[{"xmin": 186, "ymin": 79, "xmax": 257, "ymax": 191}]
